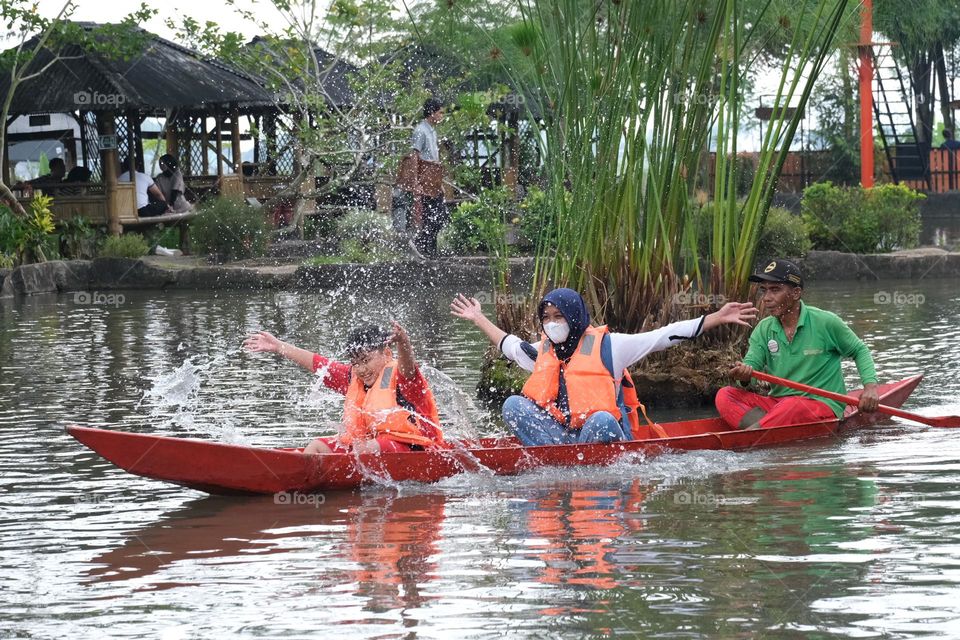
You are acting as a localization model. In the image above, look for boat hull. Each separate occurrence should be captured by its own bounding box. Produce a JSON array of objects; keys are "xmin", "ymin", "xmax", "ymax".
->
[{"xmin": 67, "ymin": 375, "xmax": 922, "ymax": 494}]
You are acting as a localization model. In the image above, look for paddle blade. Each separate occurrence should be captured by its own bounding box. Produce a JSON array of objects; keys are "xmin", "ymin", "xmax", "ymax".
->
[{"xmin": 916, "ymin": 414, "xmax": 960, "ymax": 428}]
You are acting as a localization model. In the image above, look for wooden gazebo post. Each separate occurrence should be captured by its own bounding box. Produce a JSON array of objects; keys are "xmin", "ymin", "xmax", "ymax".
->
[
  {"xmin": 201, "ymin": 117, "xmax": 210, "ymax": 175},
  {"xmin": 97, "ymin": 111, "xmax": 122, "ymax": 236},
  {"xmin": 230, "ymin": 108, "xmax": 242, "ymax": 175},
  {"xmin": 215, "ymin": 110, "xmax": 224, "ymax": 178},
  {"xmin": 165, "ymin": 113, "xmax": 179, "ymax": 157}
]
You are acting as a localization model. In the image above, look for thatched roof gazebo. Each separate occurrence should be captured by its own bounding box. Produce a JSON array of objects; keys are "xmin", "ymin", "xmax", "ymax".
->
[{"xmin": 1, "ymin": 22, "xmax": 275, "ymax": 236}]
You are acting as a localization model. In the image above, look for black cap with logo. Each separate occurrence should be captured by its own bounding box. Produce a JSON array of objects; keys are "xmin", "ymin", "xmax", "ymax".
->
[{"xmin": 749, "ymin": 258, "xmax": 804, "ymax": 288}]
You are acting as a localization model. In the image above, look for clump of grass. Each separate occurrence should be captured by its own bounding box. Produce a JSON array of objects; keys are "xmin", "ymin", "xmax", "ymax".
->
[{"xmin": 99, "ymin": 233, "xmax": 149, "ymax": 259}]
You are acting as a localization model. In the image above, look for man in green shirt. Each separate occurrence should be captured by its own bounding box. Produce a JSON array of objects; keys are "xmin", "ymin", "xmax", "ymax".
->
[{"xmin": 716, "ymin": 258, "xmax": 880, "ymax": 430}]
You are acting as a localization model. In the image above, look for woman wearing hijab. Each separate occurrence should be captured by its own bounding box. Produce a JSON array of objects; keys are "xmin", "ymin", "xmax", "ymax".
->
[{"xmin": 451, "ymin": 289, "xmax": 757, "ymax": 446}]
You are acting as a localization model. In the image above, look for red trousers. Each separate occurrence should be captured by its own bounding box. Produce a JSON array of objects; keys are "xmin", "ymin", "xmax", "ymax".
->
[{"xmin": 715, "ymin": 386, "xmax": 836, "ymax": 430}]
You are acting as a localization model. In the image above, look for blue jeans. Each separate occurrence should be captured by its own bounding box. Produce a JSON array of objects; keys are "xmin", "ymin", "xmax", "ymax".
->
[{"xmin": 502, "ymin": 395, "xmax": 627, "ymax": 446}]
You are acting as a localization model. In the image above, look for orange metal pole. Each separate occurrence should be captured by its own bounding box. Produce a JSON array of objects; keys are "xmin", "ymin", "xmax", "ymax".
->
[{"xmin": 859, "ymin": 0, "xmax": 874, "ymax": 187}]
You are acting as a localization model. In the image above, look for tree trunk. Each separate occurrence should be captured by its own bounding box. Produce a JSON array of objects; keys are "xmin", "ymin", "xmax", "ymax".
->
[
  {"xmin": 911, "ymin": 50, "xmax": 935, "ymax": 144},
  {"xmin": 840, "ymin": 47, "xmax": 856, "ymax": 141},
  {"xmin": 291, "ymin": 145, "xmax": 310, "ymax": 241},
  {"xmin": 934, "ymin": 41, "xmax": 954, "ymax": 133}
]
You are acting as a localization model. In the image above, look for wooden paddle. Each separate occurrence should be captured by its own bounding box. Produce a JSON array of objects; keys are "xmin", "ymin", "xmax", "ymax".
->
[{"xmin": 751, "ymin": 371, "xmax": 960, "ymax": 428}]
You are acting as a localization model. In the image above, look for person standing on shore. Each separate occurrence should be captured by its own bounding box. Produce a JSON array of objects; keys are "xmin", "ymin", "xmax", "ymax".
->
[{"xmin": 394, "ymin": 98, "xmax": 447, "ymax": 259}]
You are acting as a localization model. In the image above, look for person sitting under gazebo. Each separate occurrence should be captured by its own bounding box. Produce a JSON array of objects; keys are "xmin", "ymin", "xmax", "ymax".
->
[
  {"xmin": 153, "ymin": 154, "xmax": 193, "ymax": 213},
  {"xmin": 14, "ymin": 158, "xmax": 66, "ymax": 192},
  {"xmin": 119, "ymin": 158, "xmax": 170, "ymax": 217}
]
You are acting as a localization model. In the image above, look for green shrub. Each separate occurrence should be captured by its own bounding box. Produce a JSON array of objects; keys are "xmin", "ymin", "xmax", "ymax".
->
[
  {"xmin": 99, "ymin": 233, "xmax": 149, "ymax": 258},
  {"xmin": 303, "ymin": 211, "xmax": 337, "ymax": 240},
  {"xmin": 140, "ymin": 225, "xmax": 181, "ymax": 251},
  {"xmin": 870, "ymin": 184, "xmax": 925, "ymax": 252},
  {"xmin": 0, "ymin": 252, "xmax": 14, "ymax": 269},
  {"xmin": 802, "ymin": 181, "xmax": 924, "ymax": 253},
  {"xmin": 58, "ymin": 216, "xmax": 98, "ymax": 259},
  {"xmin": 191, "ymin": 197, "xmax": 270, "ymax": 261},
  {"xmin": 441, "ymin": 186, "xmax": 513, "ymax": 254},
  {"xmin": 756, "ymin": 206, "xmax": 812, "ymax": 260},
  {"xmin": 517, "ymin": 185, "xmax": 559, "ymax": 250},
  {"xmin": 694, "ymin": 201, "xmax": 811, "ymax": 259},
  {"xmin": 337, "ymin": 209, "xmax": 402, "ymax": 260},
  {"xmin": 302, "ymin": 210, "xmax": 404, "ymax": 264},
  {"xmin": 0, "ymin": 196, "xmax": 59, "ymax": 264}
]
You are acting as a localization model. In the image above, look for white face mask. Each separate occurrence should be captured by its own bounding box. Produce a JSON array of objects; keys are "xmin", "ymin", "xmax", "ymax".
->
[{"xmin": 543, "ymin": 321, "xmax": 570, "ymax": 344}]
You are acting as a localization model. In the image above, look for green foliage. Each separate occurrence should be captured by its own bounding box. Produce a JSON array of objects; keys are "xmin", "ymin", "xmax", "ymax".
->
[
  {"xmin": 802, "ymin": 182, "xmax": 925, "ymax": 253},
  {"xmin": 0, "ymin": 195, "xmax": 59, "ymax": 264},
  {"xmin": 140, "ymin": 225, "xmax": 181, "ymax": 252},
  {"xmin": 305, "ymin": 209, "xmax": 402, "ymax": 263},
  {"xmin": 441, "ymin": 186, "xmax": 513, "ymax": 254},
  {"xmin": 757, "ymin": 207, "xmax": 813, "ymax": 260},
  {"xmin": 695, "ymin": 201, "xmax": 812, "ymax": 260},
  {"xmin": 477, "ymin": 356, "xmax": 528, "ymax": 407},
  {"xmin": 190, "ymin": 198, "xmax": 271, "ymax": 261},
  {"xmin": 303, "ymin": 210, "xmax": 405, "ymax": 264},
  {"xmin": 99, "ymin": 233, "xmax": 149, "ymax": 259},
  {"xmin": 517, "ymin": 185, "xmax": 567, "ymax": 251},
  {"xmin": 809, "ymin": 49, "xmax": 860, "ymax": 184},
  {"xmin": 303, "ymin": 212, "xmax": 338, "ymax": 240},
  {"xmin": 0, "ymin": 2, "xmax": 155, "ymax": 76},
  {"xmin": 57, "ymin": 216, "xmax": 98, "ymax": 260},
  {"xmin": 518, "ymin": 0, "xmax": 850, "ymax": 332}
]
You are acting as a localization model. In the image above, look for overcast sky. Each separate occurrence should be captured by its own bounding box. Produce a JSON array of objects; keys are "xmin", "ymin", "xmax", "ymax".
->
[{"xmin": 28, "ymin": 0, "xmax": 318, "ymax": 42}]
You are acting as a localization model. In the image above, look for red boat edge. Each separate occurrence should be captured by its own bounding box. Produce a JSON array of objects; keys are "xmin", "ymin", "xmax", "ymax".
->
[{"xmin": 66, "ymin": 375, "xmax": 923, "ymax": 495}]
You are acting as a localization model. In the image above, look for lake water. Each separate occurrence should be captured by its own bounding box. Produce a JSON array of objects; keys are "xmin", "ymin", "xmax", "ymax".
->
[{"xmin": 2, "ymin": 279, "xmax": 960, "ymax": 638}]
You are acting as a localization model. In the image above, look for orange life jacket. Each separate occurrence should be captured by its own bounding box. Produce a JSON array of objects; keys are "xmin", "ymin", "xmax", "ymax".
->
[
  {"xmin": 522, "ymin": 325, "xmax": 644, "ymax": 432},
  {"xmin": 341, "ymin": 359, "xmax": 442, "ymax": 448}
]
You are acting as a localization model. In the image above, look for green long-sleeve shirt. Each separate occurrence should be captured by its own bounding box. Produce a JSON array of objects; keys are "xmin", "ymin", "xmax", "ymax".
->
[{"xmin": 742, "ymin": 302, "xmax": 878, "ymax": 417}]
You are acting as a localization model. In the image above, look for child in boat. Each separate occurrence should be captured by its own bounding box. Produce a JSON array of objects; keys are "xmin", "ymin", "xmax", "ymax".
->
[
  {"xmin": 718, "ymin": 258, "xmax": 879, "ymax": 430},
  {"xmin": 243, "ymin": 322, "xmax": 443, "ymax": 454},
  {"xmin": 451, "ymin": 288, "xmax": 757, "ymax": 446}
]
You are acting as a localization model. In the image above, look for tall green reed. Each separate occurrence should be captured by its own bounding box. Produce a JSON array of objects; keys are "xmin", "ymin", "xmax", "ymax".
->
[{"xmin": 515, "ymin": 0, "xmax": 850, "ymax": 333}]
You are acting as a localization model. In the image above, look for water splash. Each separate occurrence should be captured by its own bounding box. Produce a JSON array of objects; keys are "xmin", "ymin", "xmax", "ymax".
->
[
  {"xmin": 142, "ymin": 356, "xmax": 204, "ymax": 410},
  {"xmin": 140, "ymin": 348, "xmax": 242, "ymax": 433},
  {"xmin": 422, "ymin": 364, "xmax": 493, "ymax": 440}
]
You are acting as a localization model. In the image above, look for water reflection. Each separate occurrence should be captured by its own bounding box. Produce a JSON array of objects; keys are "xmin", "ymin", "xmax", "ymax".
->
[
  {"xmin": 348, "ymin": 493, "xmax": 445, "ymax": 613},
  {"xmin": 526, "ymin": 484, "xmax": 649, "ymax": 592},
  {"xmin": 84, "ymin": 491, "xmax": 446, "ymax": 618},
  {"xmin": 2, "ymin": 280, "xmax": 960, "ymax": 637}
]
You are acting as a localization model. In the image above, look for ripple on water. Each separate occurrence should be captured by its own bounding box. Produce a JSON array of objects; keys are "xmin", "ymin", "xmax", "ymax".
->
[{"xmin": 2, "ymin": 284, "xmax": 960, "ymax": 638}]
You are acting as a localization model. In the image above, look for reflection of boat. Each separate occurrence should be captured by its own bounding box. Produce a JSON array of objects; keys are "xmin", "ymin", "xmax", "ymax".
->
[
  {"xmin": 67, "ymin": 376, "xmax": 921, "ymax": 494},
  {"xmin": 85, "ymin": 492, "xmax": 445, "ymax": 611},
  {"xmin": 527, "ymin": 484, "xmax": 648, "ymax": 591}
]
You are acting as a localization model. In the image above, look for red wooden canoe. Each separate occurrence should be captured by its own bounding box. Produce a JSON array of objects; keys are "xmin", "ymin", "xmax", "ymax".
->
[{"xmin": 67, "ymin": 375, "xmax": 922, "ymax": 495}]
